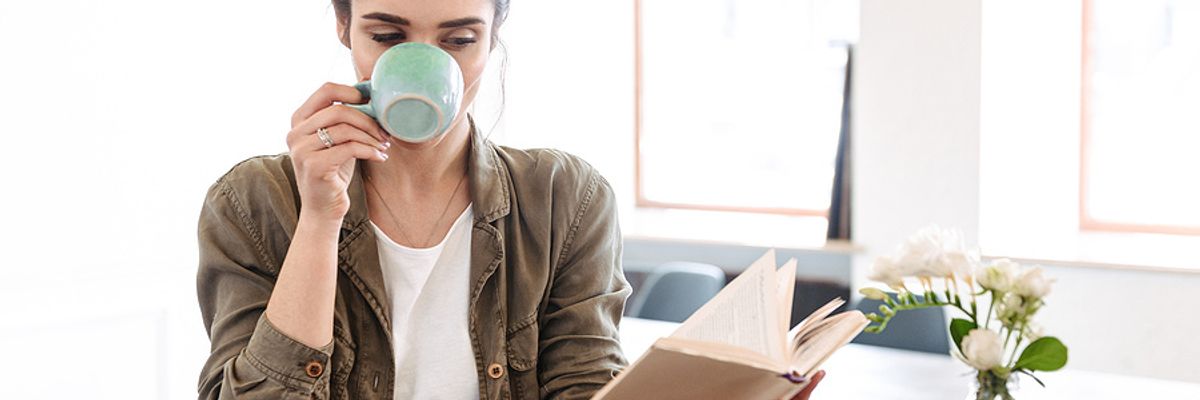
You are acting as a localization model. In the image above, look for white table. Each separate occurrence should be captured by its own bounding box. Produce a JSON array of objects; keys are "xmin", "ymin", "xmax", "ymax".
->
[{"xmin": 619, "ymin": 317, "xmax": 1200, "ymax": 399}]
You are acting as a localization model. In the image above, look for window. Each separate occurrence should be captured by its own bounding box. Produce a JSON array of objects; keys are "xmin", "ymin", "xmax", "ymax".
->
[
  {"xmin": 634, "ymin": 0, "xmax": 858, "ymax": 217},
  {"xmin": 1082, "ymin": 0, "xmax": 1200, "ymax": 235}
]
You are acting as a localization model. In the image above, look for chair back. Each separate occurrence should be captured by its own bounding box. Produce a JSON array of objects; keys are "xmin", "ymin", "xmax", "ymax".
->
[{"xmin": 627, "ymin": 261, "xmax": 726, "ymax": 323}]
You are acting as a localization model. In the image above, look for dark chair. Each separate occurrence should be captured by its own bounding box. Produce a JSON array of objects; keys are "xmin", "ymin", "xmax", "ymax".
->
[
  {"xmin": 626, "ymin": 262, "xmax": 726, "ymax": 323},
  {"xmin": 851, "ymin": 297, "xmax": 950, "ymax": 354}
]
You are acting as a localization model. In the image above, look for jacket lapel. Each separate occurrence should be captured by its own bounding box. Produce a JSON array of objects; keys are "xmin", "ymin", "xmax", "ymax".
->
[{"xmin": 338, "ymin": 165, "xmax": 393, "ymax": 350}]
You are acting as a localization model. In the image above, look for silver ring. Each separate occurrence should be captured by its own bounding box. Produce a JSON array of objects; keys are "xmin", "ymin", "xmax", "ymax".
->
[{"xmin": 316, "ymin": 127, "xmax": 334, "ymax": 149}]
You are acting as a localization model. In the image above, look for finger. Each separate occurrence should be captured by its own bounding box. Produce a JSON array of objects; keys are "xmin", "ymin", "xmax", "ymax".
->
[
  {"xmin": 313, "ymin": 141, "xmax": 389, "ymax": 169},
  {"xmin": 292, "ymin": 104, "xmax": 389, "ymax": 144},
  {"xmin": 293, "ymin": 124, "xmax": 390, "ymax": 153},
  {"xmin": 291, "ymin": 82, "xmax": 367, "ymax": 127},
  {"xmin": 793, "ymin": 370, "xmax": 825, "ymax": 400}
]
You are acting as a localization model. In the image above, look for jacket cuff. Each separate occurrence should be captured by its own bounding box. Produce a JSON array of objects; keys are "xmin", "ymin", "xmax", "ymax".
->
[{"xmin": 243, "ymin": 313, "xmax": 335, "ymax": 394}]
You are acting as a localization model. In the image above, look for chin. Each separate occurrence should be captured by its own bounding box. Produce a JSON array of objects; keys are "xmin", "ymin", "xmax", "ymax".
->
[
  {"xmin": 387, "ymin": 114, "xmax": 470, "ymax": 151},
  {"xmin": 388, "ymin": 136, "xmax": 438, "ymax": 151}
]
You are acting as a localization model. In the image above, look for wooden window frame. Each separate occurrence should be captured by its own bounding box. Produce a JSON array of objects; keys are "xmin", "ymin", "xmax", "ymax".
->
[
  {"xmin": 631, "ymin": 0, "xmax": 830, "ymax": 218},
  {"xmin": 1078, "ymin": 0, "xmax": 1200, "ymax": 236}
]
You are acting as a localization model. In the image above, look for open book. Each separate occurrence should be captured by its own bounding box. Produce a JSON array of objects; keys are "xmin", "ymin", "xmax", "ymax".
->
[{"xmin": 594, "ymin": 250, "xmax": 869, "ymax": 400}]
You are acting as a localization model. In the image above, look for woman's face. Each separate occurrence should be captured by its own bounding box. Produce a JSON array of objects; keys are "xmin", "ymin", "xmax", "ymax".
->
[{"xmin": 340, "ymin": 0, "xmax": 494, "ymax": 140}]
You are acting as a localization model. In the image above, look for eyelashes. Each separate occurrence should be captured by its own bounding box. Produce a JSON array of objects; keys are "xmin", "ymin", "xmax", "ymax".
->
[
  {"xmin": 371, "ymin": 33, "xmax": 405, "ymax": 43},
  {"xmin": 369, "ymin": 32, "xmax": 478, "ymax": 49}
]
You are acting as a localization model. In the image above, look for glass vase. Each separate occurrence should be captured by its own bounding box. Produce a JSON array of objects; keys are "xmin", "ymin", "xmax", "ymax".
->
[{"xmin": 968, "ymin": 370, "xmax": 1017, "ymax": 400}]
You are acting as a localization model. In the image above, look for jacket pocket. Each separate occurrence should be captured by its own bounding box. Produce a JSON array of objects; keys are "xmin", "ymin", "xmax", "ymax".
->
[{"xmin": 506, "ymin": 319, "xmax": 539, "ymax": 399}]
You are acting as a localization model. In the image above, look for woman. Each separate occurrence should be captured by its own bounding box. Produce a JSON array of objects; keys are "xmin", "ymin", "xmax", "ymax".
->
[{"xmin": 196, "ymin": 0, "xmax": 824, "ymax": 399}]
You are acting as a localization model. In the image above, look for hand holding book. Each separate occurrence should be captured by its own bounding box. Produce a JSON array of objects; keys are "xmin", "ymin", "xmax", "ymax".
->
[{"xmin": 788, "ymin": 370, "xmax": 825, "ymax": 400}]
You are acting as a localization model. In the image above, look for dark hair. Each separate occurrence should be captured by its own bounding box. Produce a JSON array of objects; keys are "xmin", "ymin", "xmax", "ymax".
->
[{"xmin": 332, "ymin": 0, "xmax": 510, "ymax": 46}]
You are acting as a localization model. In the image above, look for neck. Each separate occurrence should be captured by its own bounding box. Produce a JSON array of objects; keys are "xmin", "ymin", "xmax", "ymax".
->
[{"xmin": 364, "ymin": 116, "xmax": 472, "ymax": 192}]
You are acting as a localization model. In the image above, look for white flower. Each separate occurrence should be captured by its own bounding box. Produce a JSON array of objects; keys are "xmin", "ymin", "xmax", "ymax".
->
[
  {"xmin": 897, "ymin": 226, "xmax": 962, "ymax": 277},
  {"xmin": 978, "ymin": 259, "xmax": 1019, "ymax": 293},
  {"xmin": 859, "ymin": 287, "xmax": 890, "ymax": 301},
  {"xmin": 961, "ymin": 329, "xmax": 1004, "ymax": 371},
  {"xmin": 1024, "ymin": 322, "xmax": 1045, "ymax": 341},
  {"xmin": 1013, "ymin": 267, "xmax": 1053, "ymax": 299},
  {"xmin": 996, "ymin": 292, "xmax": 1025, "ymax": 326},
  {"xmin": 885, "ymin": 226, "xmax": 980, "ymax": 280},
  {"xmin": 941, "ymin": 250, "xmax": 981, "ymax": 281},
  {"xmin": 868, "ymin": 256, "xmax": 906, "ymax": 290}
]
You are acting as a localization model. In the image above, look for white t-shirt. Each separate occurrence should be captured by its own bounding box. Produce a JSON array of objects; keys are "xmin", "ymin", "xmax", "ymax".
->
[{"xmin": 369, "ymin": 205, "xmax": 479, "ymax": 400}]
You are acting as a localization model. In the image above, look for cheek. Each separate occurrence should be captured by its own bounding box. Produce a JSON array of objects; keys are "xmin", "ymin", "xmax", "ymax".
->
[
  {"xmin": 455, "ymin": 50, "xmax": 490, "ymax": 93},
  {"xmin": 351, "ymin": 43, "xmax": 383, "ymax": 80}
]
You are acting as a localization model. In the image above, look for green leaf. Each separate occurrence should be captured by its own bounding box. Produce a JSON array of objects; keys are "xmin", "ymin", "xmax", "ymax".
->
[
  {"xmin": 1015, "ymin": 337, "xmax": 1068, "ymax": 371},
  {"xmin": 949, "ymin": 318, "xmax": 976, "ymax": 352}
]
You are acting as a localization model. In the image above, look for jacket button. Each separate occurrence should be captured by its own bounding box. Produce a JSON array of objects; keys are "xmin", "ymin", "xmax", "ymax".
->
[
  {"xmin": 487, "ymin": 363, "xmax": 505, "ymax": 379},
  {"xmin": 305, "ymin": 360, "xmax": 324, "ymax": 378}
]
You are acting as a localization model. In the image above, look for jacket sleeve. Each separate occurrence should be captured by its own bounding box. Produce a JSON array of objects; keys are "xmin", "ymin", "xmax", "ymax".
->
[
  {"xmin": 538, "ymin": 170, "xmax": 633, "ymax": 399},
  {"xmin": 196, "ymin": 177, "xmax": 333, "ymax": 399}
]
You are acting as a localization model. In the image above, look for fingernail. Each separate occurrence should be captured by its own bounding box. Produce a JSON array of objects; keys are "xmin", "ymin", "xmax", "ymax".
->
[
  {"xmin": 381, "ymin": 141, "xmax": 391, "ymax": 148},
  {"xmin": 378, "ymin": 151, "xmax": 389, "ymax": 160}
]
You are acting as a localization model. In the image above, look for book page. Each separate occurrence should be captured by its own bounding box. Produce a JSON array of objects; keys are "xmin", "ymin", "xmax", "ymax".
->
[
  {"xmin": 776, "ymin": 258, "xmax": 797, "ymax": 354},
  {"xmin": 653, "ymin": 337, "xmax": 783, "ymax": 372},
  {"xmin": 671, "ymin": 250, "xmax": 785, "ymax": 362},
  {"xmin": 787, "ymin": 298, "xmax": 846, "ymax": 353},
  {"xmin": 789, "ymin": 310, "xmax": 869, "ymax": 376}
]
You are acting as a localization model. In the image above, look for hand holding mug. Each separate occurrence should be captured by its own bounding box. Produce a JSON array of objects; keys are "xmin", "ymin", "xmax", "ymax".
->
[
  {"xmin": 286, "ymin": 82, "xmax": 391, "ymax": 223},
  {"xmin": 284, "ymin": 43, "xmax": 465, "ymax": 223}
]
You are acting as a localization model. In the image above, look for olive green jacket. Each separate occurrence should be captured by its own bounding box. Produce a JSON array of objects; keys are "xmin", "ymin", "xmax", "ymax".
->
[{"xmin": 196, "ymin": 130, "xmax": 631, "ymax": 399}]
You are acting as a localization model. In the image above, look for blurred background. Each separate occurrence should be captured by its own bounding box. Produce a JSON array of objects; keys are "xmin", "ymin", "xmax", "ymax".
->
[{"xmin": 0, "ymin": 0, "xmax": 1197, "ymax": 398}]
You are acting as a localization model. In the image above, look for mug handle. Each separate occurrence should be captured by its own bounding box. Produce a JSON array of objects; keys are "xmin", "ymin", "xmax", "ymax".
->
[{"xmin": 346, "ymin": 80, "xmax": 375, "ymax": 117}]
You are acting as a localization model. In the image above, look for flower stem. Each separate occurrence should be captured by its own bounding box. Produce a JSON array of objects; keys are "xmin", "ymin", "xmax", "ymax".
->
[
  {"xmin": 866, "ymin": 290, "xmax": 978, "ymax": 331},
  {"xmin": 1001, "ymin": 323, "xmax": 1015, "ymax": 362},
  {"xmin": 984, "ymin": 293, "xmax": 995, "ymax": 330},
  {"xmin": 1008, "ymin": 320, "xmax": 1024, "ymax": 368}
]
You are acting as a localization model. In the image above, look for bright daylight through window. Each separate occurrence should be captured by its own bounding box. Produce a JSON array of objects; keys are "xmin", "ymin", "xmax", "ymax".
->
[
  {"xmin": 636, "ymin": 0, "xmax": 858, "ymax": 217},
  {"xmin": 1083, "ymin": 0, "xmax": 1200, "ymax": 235}
]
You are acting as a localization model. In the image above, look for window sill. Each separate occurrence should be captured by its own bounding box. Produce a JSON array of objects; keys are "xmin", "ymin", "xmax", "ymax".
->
[
  {"xmin": 626, "ymin": 206, "xmax": 860, "ymax": 254},
  {"xmin": 983, "ymin": 230, "xmax": 1200, "ymax": 275},
  {"xmin": 622, "ymin": 207, "xmax": 861, "ymax": 286},
  {"xmin": 623, "ymin": 233, "xmax": 861, "ymax": 255}
]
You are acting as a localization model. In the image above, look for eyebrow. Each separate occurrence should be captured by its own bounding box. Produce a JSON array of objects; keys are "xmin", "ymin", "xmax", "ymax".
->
[
  {"xmin": 361, "ymin": 12, "xmax": 409, "ymax": 25},
  {"xmin": 437, "ymin": 17, "xmax": 485, "ymax": 29},
  {"xmin": 360, "ymin": 13, "xmax": 484, "ymax": 29}
]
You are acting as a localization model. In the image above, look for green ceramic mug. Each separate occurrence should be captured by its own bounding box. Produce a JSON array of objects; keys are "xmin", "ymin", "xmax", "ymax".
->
[{"xmin": 349, "ymin": 43, "xmax": 464, "ymax": 143}]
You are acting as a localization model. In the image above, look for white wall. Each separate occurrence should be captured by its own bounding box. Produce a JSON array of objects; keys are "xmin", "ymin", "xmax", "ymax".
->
[
  {"xmin": 0, "ymin": 1, "xmax": 355, "ymax": 398},
  {"xmin": 855, "ymin": 0, "xmax": 1200, "ymax": 383},
  {"xmin": 1034, "ymin": 263, "xmax": 1200, "ymax": 382},
  {"xmin": 853, "ymin": 0, "xmax": 983, "ymax": 287}
]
